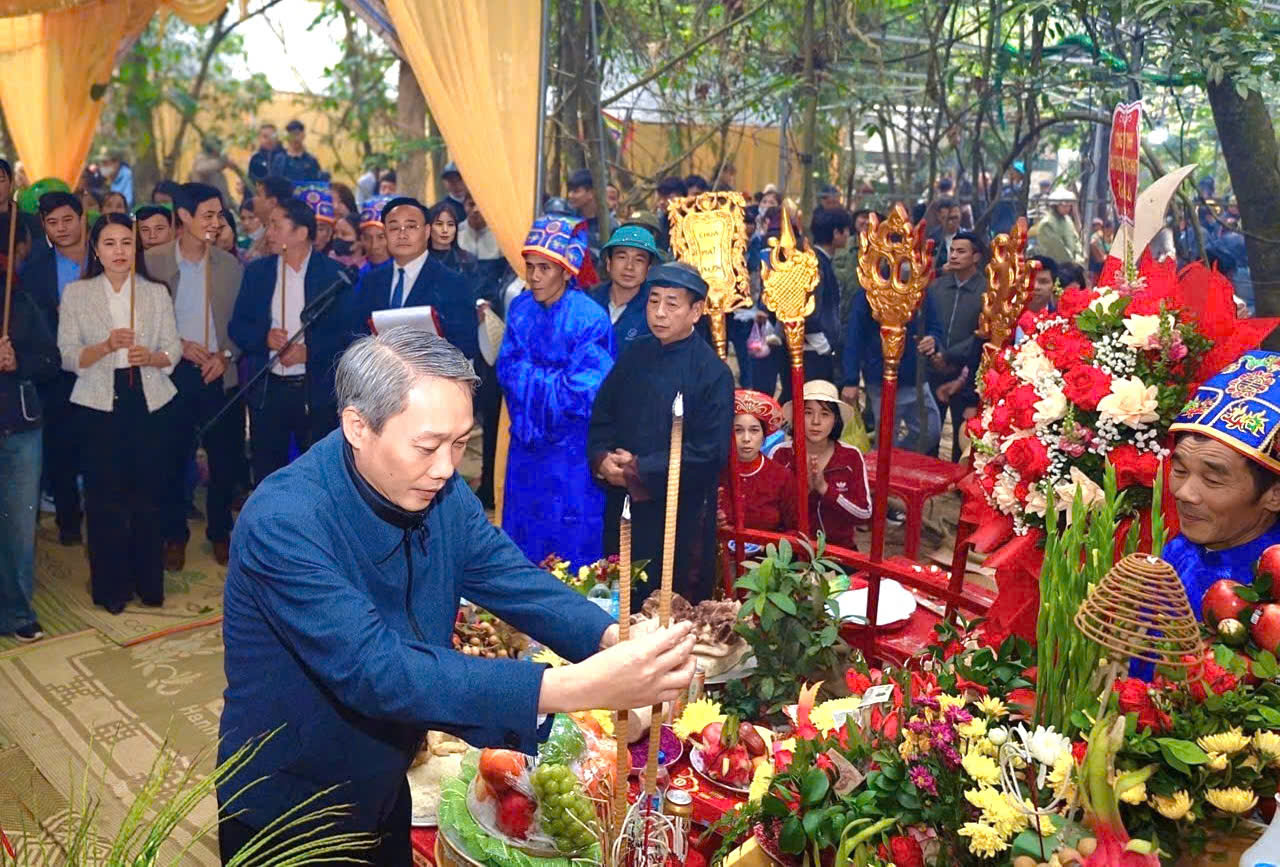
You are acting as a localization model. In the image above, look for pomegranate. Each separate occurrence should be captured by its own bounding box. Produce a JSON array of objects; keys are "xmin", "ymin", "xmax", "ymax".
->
[
  {"xmin": 1250, "ymin": 603, "xmax": 1280, "ymax": 654},
  {"xmin": 1201, "ymin": 579, "xmax": 1249, "ymax": 627}
]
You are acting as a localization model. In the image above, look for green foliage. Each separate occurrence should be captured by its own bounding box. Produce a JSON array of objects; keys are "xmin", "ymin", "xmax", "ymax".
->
[{"xmin": 720, "ymin": 535, "xmax": 849, "ymax": 720}]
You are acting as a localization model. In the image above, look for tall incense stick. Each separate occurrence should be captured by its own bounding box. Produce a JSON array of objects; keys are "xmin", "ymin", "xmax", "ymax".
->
[
  {"xmin": 278, "ymin": 247, "xmax": 286, "ymax": 327},
  {"xmin": 613, "ymin": 496, "xmax": 633, "ymax": 837},
  {"xmin": 1, "ymin": 190, "xmax": 17, "ymax": 339},
  {"xmin": 203, "ymin": 241, "xmax": 212, "ymax": 349},
  {"xmin": 129, "ymin": 215, "xmax": 138, "ymax": 330},
  {"xmin": 644, "ymin": 393, "xmax": 684, "ymax": 797}
]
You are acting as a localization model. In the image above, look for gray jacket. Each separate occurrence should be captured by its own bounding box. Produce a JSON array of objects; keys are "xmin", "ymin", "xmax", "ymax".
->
[
  {"xmin": 145, "ymin": 240, "xmax": 245, "ymax": 388},
  {"xmin": 930, "ymin": 270, "xmax": 986, "ymax": 367}
]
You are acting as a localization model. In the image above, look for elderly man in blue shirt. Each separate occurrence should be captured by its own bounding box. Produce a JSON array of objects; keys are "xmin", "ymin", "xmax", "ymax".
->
[{"xmin": 217, "ymin": 327, "xmax": 694, "ymax": 866}]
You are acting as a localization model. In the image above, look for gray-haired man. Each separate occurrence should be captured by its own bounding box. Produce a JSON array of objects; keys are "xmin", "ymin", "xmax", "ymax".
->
[{"xmin": 216, "ymin": 327, "xmax": 694, "ymax": 865}]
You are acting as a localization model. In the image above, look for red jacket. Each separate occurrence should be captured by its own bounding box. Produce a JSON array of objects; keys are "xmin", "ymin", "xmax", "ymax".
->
[
  {"xmin": 773, "ymin": 441, "xmax": 871, "ymax": 550},
  {"xmin": 718, "ymin": 455, "xmax": 798, "ymax": 533}
]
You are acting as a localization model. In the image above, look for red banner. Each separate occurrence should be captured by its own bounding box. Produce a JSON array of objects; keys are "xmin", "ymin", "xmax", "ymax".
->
[{"xmin": 1109, "ymin": 100, "xmax": 1143, "ymax": 227}]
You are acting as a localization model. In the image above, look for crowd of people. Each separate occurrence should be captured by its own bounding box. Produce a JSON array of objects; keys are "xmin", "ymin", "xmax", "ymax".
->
[{"xmin": 0, "ymin": 122, "xmax": 1258, "ymax": 644}]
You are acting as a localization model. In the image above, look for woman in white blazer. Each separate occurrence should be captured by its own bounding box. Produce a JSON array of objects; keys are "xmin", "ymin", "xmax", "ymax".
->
[{"xmin": 57, "ymin": 213, "xmax": 182, "ymax": 614}]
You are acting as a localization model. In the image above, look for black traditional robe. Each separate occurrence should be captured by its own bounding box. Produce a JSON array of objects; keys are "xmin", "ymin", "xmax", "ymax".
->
[{"xmin": 588, "ymin": 332, "xmax": 734, "ymax": 607}]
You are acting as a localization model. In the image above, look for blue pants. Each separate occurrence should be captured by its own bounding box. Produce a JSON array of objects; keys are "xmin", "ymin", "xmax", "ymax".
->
[
  {"xmin": 0, "ymin": 428, "xmax": 42, "ymax": 632},
  {"xmin": 865, "ymin": 381, "xmax": 941, "ymax": 455}
]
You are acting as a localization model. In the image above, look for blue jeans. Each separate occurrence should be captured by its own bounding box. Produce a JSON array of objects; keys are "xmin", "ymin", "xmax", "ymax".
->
[
  {"xmin": 865, "ymin": 381, "xmax": 941, "ymax": 455},
  {"xmin": 0, "ymin": 427, "xmax": 41, "ymax": 631}
]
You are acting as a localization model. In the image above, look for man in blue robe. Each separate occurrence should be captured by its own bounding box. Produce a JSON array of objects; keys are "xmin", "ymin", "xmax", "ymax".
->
[
  {"xmin": 497, "ymin": 216, "xmax": 615, "ymax": 566},
  {"xmin": 1166, "ymin": 350, "xmax": 1280, "ymax": 618},
  {"xmin": 217, "ymin": 328, "xmax": 694, "ymax": 866}
]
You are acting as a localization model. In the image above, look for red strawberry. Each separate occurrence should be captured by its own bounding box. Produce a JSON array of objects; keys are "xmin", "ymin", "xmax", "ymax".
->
[{"xmin": 496, "ymin": 789, "xmax": 536, "ymax": 839}]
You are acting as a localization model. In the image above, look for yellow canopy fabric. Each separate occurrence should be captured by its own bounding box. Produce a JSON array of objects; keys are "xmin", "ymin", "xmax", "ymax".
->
[
  {"xmin": 0, "ymin": 0, "xmax": 226, "ymax": 186},
  {"xmin": 385, "ymin": 0, "xmax": 540, "ymax": 277}
]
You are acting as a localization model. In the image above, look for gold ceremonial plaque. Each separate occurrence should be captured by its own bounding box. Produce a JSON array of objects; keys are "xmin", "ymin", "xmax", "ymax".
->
[
  {"xmin": 976, "ymin": 217, "xmax": 1032, "ymax": 387},
  {"xmin": 855, "ymin": 204, "xmax": 934, "ymax": 382},
  {"xmin": 668, "ymin": 191, "xmax": 752, "ymax": 358},
  {"xmin": 760, "ymin": 200, "xmax": 819, "ymax": 366}
]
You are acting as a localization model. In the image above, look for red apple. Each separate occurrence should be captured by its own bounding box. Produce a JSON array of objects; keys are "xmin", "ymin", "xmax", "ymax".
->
[
  {"xmin": 1249, "ymin": 603, "xmax": 1280, "ymax": 654},
  {"xmin": 1257, "ymin": 544, "xmax": 1280, "ymax": 587},
  {"xmin": 1202, "ymin": 579, "xmax": 1250, "ymax": 627}
]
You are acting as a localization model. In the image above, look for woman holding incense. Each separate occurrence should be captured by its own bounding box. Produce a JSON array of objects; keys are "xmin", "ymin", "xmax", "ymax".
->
[
  {"xmin": 774, "ymin": 380, "xmax": 871, "ymax": 551},
  {"xmin": 57, "ymin": 213, "xmax": 181, "ymax": 614},
  {"xmin": 718, "ymin": 389, "xmax": 797, "ymax": 533}
]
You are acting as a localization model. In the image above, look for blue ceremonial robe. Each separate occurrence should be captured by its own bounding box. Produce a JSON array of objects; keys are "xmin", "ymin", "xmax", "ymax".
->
[
  {"xmin": 497, "ymin": 289, "xmax": 615, "ymax": 565},
  {"xmin": 1163, "ymin": 523, "xmax": 1280, "ymax": 619}
]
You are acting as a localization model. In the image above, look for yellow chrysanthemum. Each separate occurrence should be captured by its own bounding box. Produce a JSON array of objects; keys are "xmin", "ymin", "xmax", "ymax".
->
[
  {"xmin": 589, "ymin": 709, "xmax": 614, "ymax": 737},
  {"xmin": 1253, "ymin": 731, "xmax": 1280, "ymax": 765},
  {"xmin": 672, "ymin": 698, "xmax": 726, "ymax": 741},
  {"xmin": 1120, "ymin": 781, "xmax": 1147, "ymax": 805},
  {"xmin": 1207, "ymin": 752, "xmax": 1229, "ymax": 772},
  {"xmin": 962, "ymin": 750, "xmax": 1001, "ymax": 785},
  {"xmin": 964, "ymin": 786, "xmax": 1000, "ymax": 812},
  {"xmin": 958, "ymin": 821, "xmax": 1009, "ymax": 858},
  {"xmin": 1047, "ymin": 754, "xmax": 1074, "ymax": 800},
  {"xmin": 974, "ymin": 736, "xmax": 999, "ymax": 758},
  {"xmin": 987, "ymin": 795, "xmax": 1029, "ymax": 837},
  {"xmin": 1151, "ymin": 790, "xmax": 1192, "ymax": 821},
  {"xmin": 1205, "ymin": 787, "xmax": 1259, "ymax": 815},
  {"xmin": 748, "ymin": 760, "xmax": 774, "ymax": 804},
  {"xmin": 938, "ymin": 694, "xmax": 967, "ymax": 712},
  {"xmin": 899, "ymin": 737, "xmax": 918, "ymax": 763},
  {"xmin": 1198, "ymin": 728, "xmax": 1251, "ymax": 756},
  {"xmin": 957, "ymin": 717, "xmax": 988, "ymax": 740},
  {"xmin": 811, "ymin": 697, "xmax": 862, "ymax": 734},
  {"xmin": 977, "ymin": 696, "xmax": 1008, "ymax": 719},
  {"xmin": 1241, "ymin": 754, "xmax": 1261, "ymax": 771}
]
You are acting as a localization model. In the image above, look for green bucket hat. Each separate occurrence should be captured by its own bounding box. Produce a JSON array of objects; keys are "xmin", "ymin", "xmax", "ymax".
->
[{"xmin": 601, "ymin": 223, "xmax": 662, "ymax": 261}]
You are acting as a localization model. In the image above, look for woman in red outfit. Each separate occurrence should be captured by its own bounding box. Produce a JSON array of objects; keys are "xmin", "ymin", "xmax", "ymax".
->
[
  {"xmin": 774, "ymin": 380, "xmax": 871, "ymax": 550},
  {"xmin": 719, "ymin": 390, "xmax": 797, "ymax": 532}
]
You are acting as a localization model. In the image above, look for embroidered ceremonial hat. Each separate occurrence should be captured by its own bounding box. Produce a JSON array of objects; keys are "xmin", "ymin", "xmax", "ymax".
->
[
  {"xmin": 1170, "ymin": 350, "xmax": 1280, "ymax": 474},
  {"xmin": 735, "ymin": 389, "xmax": 785, "ymax": 436},
  {"xmin": 358, "ymin": 194, "xmax": 393, "ymax": 229},
  {"xmin": 295, "ymin": 182, "xmax": 335, "ymax": 224},
  {"xmin": 521, "ymin": 215, "xmax": 586, "ymax": 276}
]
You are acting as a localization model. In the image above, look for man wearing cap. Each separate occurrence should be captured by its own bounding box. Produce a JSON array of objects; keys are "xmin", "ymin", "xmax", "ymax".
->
[
  {"xmin": 497, "ymin": 216, "xmax": 615, "ymax": 566},
  {"xmin": 356, "ymin": 194, "xmax": 393, "ymax": 276},
  {"xmin": 1034, "ymin": 188, "xmax": 1083, "ymax": 266},
  {"xmin": 588, "ymin": 262, "xmax": 733, "ymax": 608},
  {"xmin": 435, "ymin": 162, "xmax": 467, "ymax": 224},
  {"xmin": 295, "ymin": 182, "xmax": 337, "ymax": 253},
  {"xmin": 269, "ymin": 120, "xmax": 322, "ymax": 184},
  {"xmin": 592, "ymin": 225, "xmax": 660, "ymax": 350},
  {"xmin": 1166, "ymin": 351, "xmax": 1280, "ymax": 618},
  {"xmin": 355, "ymin": 197, "xmax": 479, "ymax": 362}
]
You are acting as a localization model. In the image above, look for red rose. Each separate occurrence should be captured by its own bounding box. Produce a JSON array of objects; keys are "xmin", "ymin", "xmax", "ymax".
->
[
  {"xmin": 845, "ymin": 669, "xmax": 872, "ymax": 695},
  {"xmin": 990, "ymin": 403, "xmax": 1015, "ymax": 435},
  {"xmin": 1006, "ymin": 436, "xmax": 1051, "ymax": 481},
  {"xmin": 1113, "ymin": 678, "xmax": 1151, "ymax": 714},
  {"xmin": 1014, "ymin": 480, "xmax": 1030, "ymax": 501},
  {"xmin": 982, "ymin": 365, "xmax": 1018, "ymax": 401},
  {"xmin": 965, "ymin": 414, "xmax": 986, "ymax": 440},
  {"xmin": 1058, "ymin": 287, "xmax": 1098, "ymax": 318},
  {"xmin": 1061, "ymin": 364, "xmax": 1112, "ymax": 411},
  {"xmin": 1008, "ymin": 384, "xmax": 1040, "ymax": 430},
  {"xmin": 1126, "ymin": 292, "xmax": 1164, "ymax": 316},
  {"xmin": 1037, "ymin": 325, "xmax": 1094, "ymax": 368},
  {"xmin": 1108, "ymin": 445, "xmax": 1161, "ymax": 490},
  {"xmin": 888, "ymin": 836, "xmax": 926, "ymax": 867}
]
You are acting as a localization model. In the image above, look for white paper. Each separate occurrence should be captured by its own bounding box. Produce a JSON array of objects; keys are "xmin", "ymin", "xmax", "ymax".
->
[
  {"xmin": 371, "ymin": 305, "xmax": 440, "ymax": 337},
  {"xmin": 858, "ymin": 684, "xmax": 895, "ymax": 708}
]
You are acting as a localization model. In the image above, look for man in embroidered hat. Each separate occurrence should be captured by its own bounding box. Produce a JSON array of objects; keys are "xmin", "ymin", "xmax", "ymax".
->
[
  {"xmin": 592, "ymin": 224, "xmax": 662, "ymax": 351},
  {"xmin": 588, "ymin": 262, "xmax": 733, "ymax": 608},
  {"xmin": 295, "ymin": 182, "xmax": 336, "ymax": 253},
  {"xmin": 496, "ymin": 216, "xmax": 616, "ymax": 566},
  {"xmin": 356, "ymin": 193, "xmax": 393, "ymax": 276},
  {"xmin": 1166, "ymin": 350, "xmax": 1280, "ymax": 618}
]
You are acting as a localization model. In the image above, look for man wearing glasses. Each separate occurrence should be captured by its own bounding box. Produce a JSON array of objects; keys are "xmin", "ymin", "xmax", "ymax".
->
[{"xmin": 354, "ymin": 197, "xmax": 480, "ymax": 362}]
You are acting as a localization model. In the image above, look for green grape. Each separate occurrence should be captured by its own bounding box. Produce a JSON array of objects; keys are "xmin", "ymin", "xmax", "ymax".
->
[{"xmin": 531, "ymin": 761, "xmax": 597, "ymax": 853}]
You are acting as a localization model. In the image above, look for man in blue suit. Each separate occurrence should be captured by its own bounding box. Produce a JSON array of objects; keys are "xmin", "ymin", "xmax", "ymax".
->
[
  {"xmin": 355, "ymin": 197, "xmax": 479, "ymax": 361},
  {"xmin": 229, "ymin": 197, "xmax": 366, "ymax": 484},
  {"xmin": 217, "ymin": 328, "xmax": 695, "ymax": 865}
]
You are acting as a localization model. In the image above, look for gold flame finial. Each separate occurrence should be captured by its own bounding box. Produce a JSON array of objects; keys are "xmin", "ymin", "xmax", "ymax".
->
[
  {"xmin": 761, "ymin": 199, "xmax": 820, "ymax": 366},
  {"xmin": 975, "ymin": 217, "xmax": 1033, "ymax": 388},
  {"xmin": 855, "ymin": 204, "xmax": 934, "ymax": 381}
]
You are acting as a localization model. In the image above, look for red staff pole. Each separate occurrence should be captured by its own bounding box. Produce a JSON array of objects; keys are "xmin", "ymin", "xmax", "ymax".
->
[{"xmin": 785, "ymin": 321, "xmax": 810, "ymax": 540}]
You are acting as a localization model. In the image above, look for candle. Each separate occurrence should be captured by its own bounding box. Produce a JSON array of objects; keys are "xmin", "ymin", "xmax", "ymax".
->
[
  {"xmin": 613, "ymin": 495, "xmax": 633, "ymax": 836},
  {"xmin": 644, "ymin": 393, "xmax": 684, "ymax": 797}
]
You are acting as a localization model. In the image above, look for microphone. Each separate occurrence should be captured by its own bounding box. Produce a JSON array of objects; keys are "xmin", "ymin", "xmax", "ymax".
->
[{"xmin": 300, "ymin": 266, "xmax": 357, "ymax": 322}]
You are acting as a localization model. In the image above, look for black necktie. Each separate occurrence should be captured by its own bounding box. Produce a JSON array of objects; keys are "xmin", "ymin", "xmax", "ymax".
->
[{"xmin": 391, "ymin": 267, "xmax": 406, "ymax": 308}]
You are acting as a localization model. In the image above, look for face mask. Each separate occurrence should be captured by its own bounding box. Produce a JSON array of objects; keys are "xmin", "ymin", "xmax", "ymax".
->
[{"xmin": 330, "ymin": 238, "xmax": 354, "ymax": 256}]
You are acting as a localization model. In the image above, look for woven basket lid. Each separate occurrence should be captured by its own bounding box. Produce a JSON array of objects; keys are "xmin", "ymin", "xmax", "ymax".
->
[{"xmin": 1073, "ymin": 553, "xmax": 1204, "ymax": 668}]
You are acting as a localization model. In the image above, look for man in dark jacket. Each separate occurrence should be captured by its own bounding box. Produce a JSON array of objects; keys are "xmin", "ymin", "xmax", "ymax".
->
[
  {"xmin": 217, "ymin": 328, "xmax": 694, "ymax": 865},
  {"xmin": 0, "ymin": 215, "xmax": 60, "ymax": 642},
  {"xmin": 805, "ymin": 206, "xmax": 850, "ymax": 385},
  {"xmin": 591, "ymin": 224, "xmax": 659, "ymax": 351}
]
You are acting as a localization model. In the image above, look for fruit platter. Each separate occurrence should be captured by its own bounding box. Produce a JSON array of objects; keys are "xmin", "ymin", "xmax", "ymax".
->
[{"xmin": 686, "ymin": 715, "xmax": 771, "ymax": 794}]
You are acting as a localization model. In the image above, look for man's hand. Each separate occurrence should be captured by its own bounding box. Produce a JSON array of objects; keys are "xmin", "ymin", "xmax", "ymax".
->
[
  {"xmin": 266, "ymin": 328, "xmax": 289, "ymax": 352},
  {"xmin": 0, "ymin": 337, "xmax": 15, "ymax": 372},
  {"xmin": 200, "ymin": 352, "xmax": 227, "ymax": 384},
  {"xmin": 279, "ymin": 343, "xmax": 306, "ymax": 367},
  {"xmin": 540, "ymin": 623, "xmax": 695, "ymax": 714},
  {"xmin": 598, "ymin": 449, "xmax": 634, "ymax": 487},
  {"xmin": 127, "ymin": 344, "xmax": 151, "ymax": 366},
  {"xmin": 840, "ymin": 385, "xmax": 860, "ymax": 406},
  {"xmin": 182, "ymin": 339, "xmax": 211, "ymax": 365},
  {"xmin": 916, "ymin": 336, "xmax": 937, "ymax": 356}
]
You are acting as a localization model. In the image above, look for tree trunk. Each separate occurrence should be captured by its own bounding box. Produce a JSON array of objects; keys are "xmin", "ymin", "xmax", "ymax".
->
[
  {"xmin": 396, "ymin": 60, "xmax": 428, "ymax": 201},
  {"xmin": 161, "ymin": 11, "xmax": 229, "ymax": 180},
  {"xmin": 123, "ymin": 37, "xmax": 162, "ymax": 196},
  {"xmin": 1206, "ymin": 76, "xmax": 1280, "ymax": 341},
  {"xmin": 798, "ymin": 0, "xmax": 817, "ymax": 217}
]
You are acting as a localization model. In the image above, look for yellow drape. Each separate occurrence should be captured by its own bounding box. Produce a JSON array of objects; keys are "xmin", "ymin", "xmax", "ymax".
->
[
  {"xmin": 0, "ymin": 0, "xmax": 223, "ymax": 23},
  {"xmin": 385, "ymin": 0, "xmax": 540, "ymax": 277},
  {"xmin": 0, "ymin": 0, "xmax": 226, "ymax": 186}
]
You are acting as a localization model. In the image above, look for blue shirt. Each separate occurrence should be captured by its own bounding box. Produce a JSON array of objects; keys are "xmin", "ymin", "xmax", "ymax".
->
[
  {"xmin": 53, "ymin": 251, "xmax": 81, "ymax": 300},
  {"xmin": 590, "ymin": 280, "xmax": 650, "ymax": 350},
  {"xmin": 110, "ymin": 164, "xmax": 133, "ymax": 207},
  {"xmin": 1163, "ymin": 522, "xmax": 1280, "ymax": 620}
]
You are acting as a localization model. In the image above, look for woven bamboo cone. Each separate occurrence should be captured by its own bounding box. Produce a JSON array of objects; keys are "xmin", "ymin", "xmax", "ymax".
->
[
  {"xmin": 613, "ymin": 496, "xmax": 633, "ymax": 836},
  {"xmin": 645, "ymin": 394, "xmax": 684, "ymax": 797},
  {"xmin": 1074, "ymin": 553, "xmax": 1203, "ymax": 668}
]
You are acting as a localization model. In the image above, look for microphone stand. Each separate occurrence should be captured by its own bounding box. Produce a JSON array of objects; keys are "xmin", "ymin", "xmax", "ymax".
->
[{"xmin": 197, "ymin": 267, "xmax": 355, "ymax": 439}]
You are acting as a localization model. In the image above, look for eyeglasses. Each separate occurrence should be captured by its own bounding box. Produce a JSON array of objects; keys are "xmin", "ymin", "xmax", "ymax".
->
[{"xmin": 386, "ymin": 224, "xmax": 423, "ymax": 236}]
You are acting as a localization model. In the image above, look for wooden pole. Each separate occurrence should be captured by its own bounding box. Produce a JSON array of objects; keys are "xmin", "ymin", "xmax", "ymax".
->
[
  {"xmin": 613, "ymin": 496, "xmax": 633, "ymax": 836},
  {"xmin": 644, "ymin": 394, "xmax": 683, "ymax": 798},
  {"xmin": 278, "ymin": 248, "xmax": 286, "ymax": 327},
  {"xmin": 129, "ymin": 216, "xmax": 138, "ymax": 330},
  {"xmin": 1, "ymin": 190, "xmax": 17, "ymax": 338}
]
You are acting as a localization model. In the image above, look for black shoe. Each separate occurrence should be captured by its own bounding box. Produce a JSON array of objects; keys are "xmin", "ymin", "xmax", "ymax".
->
[
  {"xmin": 140, "ymin": 597, "xmax": 164, "ymax": 608},
  {"xmin": 13, "ymin": 622, "xmax": 44, "ymax": 642},
  {"xmin": 885, "ymin": 507, "xmax": 906, "ymax": 527},
  {"xmin": 102, "ymin": 601, "xmax": 126, "ymax": 615},
  {"xmin": 59, "ymin": 530, "xmax": 83, "ymax": 546}
]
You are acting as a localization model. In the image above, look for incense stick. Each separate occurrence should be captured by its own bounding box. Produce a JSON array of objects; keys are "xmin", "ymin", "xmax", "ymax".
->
[
  {"xmin": 204, "ymin": 241, "xmax": 211, "ymax": 349},
  {"xmin": 279, "ymin": 248, "xmax": 286, "ymax": 327},
  {"xmin": 1, "ymin": 190, "xmax": 16, "ymax": 339},
  {"xmin": 129, "ymin": 215, "xmax": 138, "ymax": 331},
  {"xmin": 644, "ymin": 393, "xmax": 684, "ymax": 797},
  {"xmin": 613, "ymin": 496, "xmax": 633, "ymax": 836}
]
